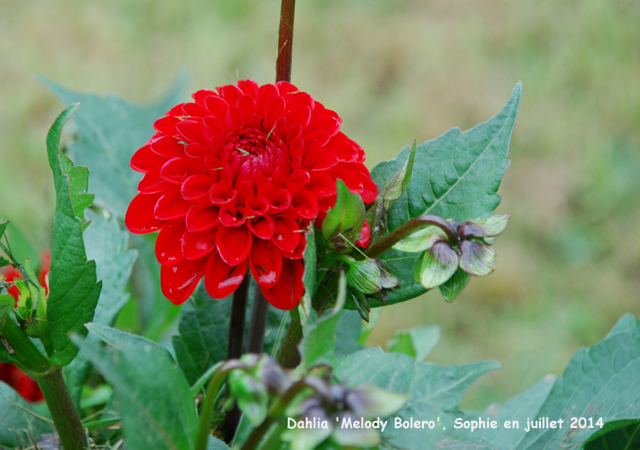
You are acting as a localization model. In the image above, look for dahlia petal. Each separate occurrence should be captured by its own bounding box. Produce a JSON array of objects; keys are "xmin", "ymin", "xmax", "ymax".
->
[
  {"xmin": 160, "ymin": 157, "xmax": 200, "ymax": 184},
  {"xmin": 192, "ymin": 89, "xmax": 217, "ymax": 106},
  {"xmin": 151, "ymin": 136, "xmax": 185, "ymax": 158},
  {"xmin": 186, "ymin": 202, "xmax": 220, "ymax": 232},
  {"xmin": 210, "ymin": 183, "xmax": 237, "ymax": 206},
  {"xmin": 161, "ymin": 258, "xmax": 206, "ymax": 305},
  {"xmin": 249, "ymin": 239, "xmax": 283, "ymax": 288},
  {"xmin": 265, "ymin": 96, "xmax": 286, "ymax": 128},
  {"xmin": 348, "ymin": 163, "xmax": 378, "ymax": 204},
  {"xmin": 246, "ymin": 197, "xmax": 270, "ymax": 216},
  {"xmin": 260, "ymin": 258, "xmax": 304, "ymax": 310},
  {"xmin": 125, "ymin": 192, "xmax": 164, "ymax": 234},
  {"xmin": 330, "ymin": 167, "xmax": 364, "ymax": 195},
  {"xmin": 235, "ymin": 182, "xmax": 254, "ymax": 206},
  {"xmin": 308, "ymin": 172, "xmax": 337, "ymax": 199},
  {"xmin": 238, "ymin": 79, "xmax": 259, "ymax": 97},
  {"xmin": 154, "ymin": 189, "xmax": 191, "ymax": 220},
  {"xmin": 257, "ymin": 84, "xmax": 279, "ymax": 117},
  {"xmin": 168, "ymin": 103, "xmax": 187, "ymax": 116},
  {"xmin": 225, "ymin": 106, "xmax": 244, "ymax": 132},
  {"xmin": 327, "ymin": 138, "xmax": 359, "ymax": 163},
  {"xmin": 291, "ymin": 188, "xmax": 319, "ymax": 219},
  {"xmin": 204, "ymin": 251, "xmax": 247, "ymax": 299},
  {"xmin": 131, "ymin": 145, "xmax": 165, "ymax": 173},
  {"xmin": 269, "ymin": 188, "xmax": 291, "ymax": 213},
  {"xmin": 304, "ymin": 129, "xmax": 332, "ymax": 151},
  {"xmin": 275, "ymin": 81, "xmax": 299, "ymax": 96},
  {"xmin": 217, "ymin": 84, "xmax": 244, "ymax": 106},
  {"xmin": 307, "ymin": 114, "xmax": 341, "ymax": 137},
  {"xmin": 286, "ymin": 169, "xmax": 310, "ymax": 195},
  {"xmin": 176, "ymin": 120, "xmax": 206, "ymax": 144},
  {"xmin": 182, "ymin": 102, "xmax": 207, "ymax": 117},
  {"xmin": 154, "ymin": 116, "xmax": 179, "ymax": 135},
  {"xmin": 286, "ymin": 104, "xmax": 311, "ymax": 129},
  {"xmin": 303, "ymin": 149, "xmax": 339, "ymax": 171},
  {"xmin": 182, "ymin": 228, "xmax": 217, "ymax": 260},
  {"xmin": 138, "ymin": 169, "xmax": 171, "ymax": 194},
  {"xmin": 182, "ymin": 174, "xmax": 214, "ymax": 201},
  {"xmin": 281, "ymin": 232, "xmax": 307, "ymax": 260},
  {"xmin": 287, "ymin": 124, "xmax": 303, "ymax": 141},
  {"xmin": 217, "ymin": 225, "xmax": 253, "ymax": 266},
  {"xmin": 184, "ymin": 143, "xmax": 209, "ymax": 158},
  {"xmin": 237, "ymin": 95, "xmax": 257, "ymax": 123},
  {"xmin": 155, "ymin": 220, "xmax": 186, "ymax": 265},
  {"xmin": 219, "ymin": 206, "xmax": 248, "ymax": 227},
  {"xmin": 203, "ymin": 116, "xmax": 225, "ymax": 139},
  {"xmin": 204, "ymin": 95, "xmax": 229, "ymax": 119},
  {"xmin": 271, "ymin": 216, "xmax": 300, "ymax": 253},
  {"xmin": 285, "ymin": 91, "xmax": 314, "ymax": 110},
  {"xmin": 274, "ymin": 116, "xmax": 288, "ymax": 138},
  {"xmin": 248, "ymin": 214, "xmax": 275, "ymax": 240},
  {"xmin": 356, "ymin": 220, "xmax": 371, "ymax": 247}
]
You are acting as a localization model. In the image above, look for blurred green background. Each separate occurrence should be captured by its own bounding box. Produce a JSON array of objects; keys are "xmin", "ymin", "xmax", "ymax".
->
[{"xmin": 1, "ymin": 0, "xmax": 639, "ymax": 409}]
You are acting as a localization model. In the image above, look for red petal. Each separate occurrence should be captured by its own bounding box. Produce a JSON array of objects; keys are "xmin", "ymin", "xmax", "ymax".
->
[
  {"xmin": 265, "ymin": 96, "xmax": 286, "ymax": 128},
  {"xmin": 356, "ymin": 220, "xmax": 371, "ymax": 247},
  {"xmin": 275, "ymin": 81, "xmax": 299, "ymax": 96},
  {"xmin": 204, "ymin": 95, "xmax": 229, "ymax": 119},
  {"xmin": 182, "ymin": 229, "xmax": 217, "ymax": 260},
  {"xmin": 269, "ymin": 188, "xmax": 291, "ymax": 213},
  {"xmin": 217, "ymin": 225, "xmax": 252, "ymax": 266},
  {"xmin": 281, "ymin": 231, "xmax": 307, "ymax": 260},
  {"xmin": 330, "ymin": 167, "xmax": 363, "ymax": 195},
  {"xmin": 151, "ymin": 136, "xmax": 185, "ymax": 158},
  {"xmin": 291, "ymin": 188, "xmax": 319, "ymax": 219},
  {"xmin": 237, "ymin": 94, "xmax": 257, "ymax": 123},
  {"xmin": 204, "ymin": 250, "xmax": 247, "ymax": 298},
  {"xmin": 249, "ymin": 239, "xmax": 283, "ymax": 288},
  {"xmin": 184, "ymin": 143, "xmax": 209, "ymax": 158},
  {"xmin": 210, "ymin": 183, "xmax": 237, "ymax": 206},
  {"xmin": 238, "ymin": 79, "xmax": 259, "ymax": 97},
  {"xmin": 131, "ymin": 145, "xmax": 165, "ymax": 173},
  {"xmin": 155, "ymin": 221, "xmax": 186, "ymax": 265},
  {"xmin": 260, "ymin": 258, "xmax": 304, "ymax": 310},
  {"xmin": 304, "ymin": 129, "xmax": 331, "ymax": 152},
  {"xmin": 176, "ymin": 120, "xmax": 206, "ymax": 144},
  {"xmin": 246, "ymin": 196, "xmax": 270, "ymax": 216},
  {"xmin": 271, "ymin": 216, "xmax": 299, "ymax": 253},
  {"xmin": 186, "ymin": 202, "xmax": 219, "ymax": 232},
  {"xmin": 257, "ymin": 84, "xmax": 279, "ymax": 117},
  {"xmin": 181, "ymin": 174, "xmax": 214, "ymax": 201},
  {"xmin": 303, "ymin": 150, "xmax": 339, "ymax": 171},
  {"xmin": 308, "ymin": 172, "xmax": 337, "ymax": 199},
  {"xmin": 182, "ymin": 102, "xmax": 207, "ymax": 117},
  {"xmin": 219, "ymin": 206, "xmax": 248, "ymax": 227},
  {"xmin": 159, "ymin": 158, "xmax": 200, "ymax": 184},
  {"xmin": 348, "ymin": 163, "xmax": 378, "ymax": 204},
  {"xmin": 248, "ymin": 214, "xmax": 275, "ymax": 240},
  {"xmin": 286, "ymin": 104, "xmax": 311, "ymax": 129},
  {"xmin": 138, "ymin": 169, "xmax": 171, "ymax": 194},
  {"xmin": 154, "ymin": 189, "xmax": 191, "ymax": 220},
  {"xmin": 306, "ymin": 114, "xmax": 341, "ymax": 137},
  {"xmin": 125, "ymin": 192, "xmax": 164, "ymax": 234},
  {"xmin": 154, "ymin": 116, "xmax": 179, "ymax": 135},
  {"xmin": 192, "ymin": 89, "xmax": 217, "ymax": 107},
  {"xmin": 327, "ymin": 136, "xmax": 359, "ymax": 162},
  {"xmin": 286, "ymin": 169, "xmax": 310, "ymax": 195},
  {"xmin": 161, "ymin": 258, "xmax": 206, "ymax": 305},
  {"xmin": 216, "ymin": 84, "xmax": 244, "ymax": 106}
]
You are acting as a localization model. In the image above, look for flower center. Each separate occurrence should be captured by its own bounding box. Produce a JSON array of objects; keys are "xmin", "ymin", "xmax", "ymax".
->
[{"xmin": 222, "ymin": 128, "xmax": 290, "ymax": 178}]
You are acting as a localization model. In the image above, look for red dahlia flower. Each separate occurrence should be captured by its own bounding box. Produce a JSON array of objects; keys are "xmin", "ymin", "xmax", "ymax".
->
[{"xmin": 125, "ymin": 80, "xmax": 377, "ymax": 309}]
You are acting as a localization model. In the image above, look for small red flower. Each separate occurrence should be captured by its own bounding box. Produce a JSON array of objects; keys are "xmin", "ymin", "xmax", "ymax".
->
[{"xmin": 126, "ymin": 80, "xmax": 377, "ymax": 309}]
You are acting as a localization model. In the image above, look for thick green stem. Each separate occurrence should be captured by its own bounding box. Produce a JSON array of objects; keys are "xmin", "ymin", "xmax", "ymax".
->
[
  {"xmin": 38, "ymin": 369, "xmax": 88, "ymax": 450},
  {"xmin": 0, "ymin": 315, "xmax": 50, "ymax": 375},
  {"xmin": 276, "ymin": 306, "xmax": 302, "ymax": 368},
  {"xmin": 365, "ymin": 214, "xmax": 459, "ymax": 258}
]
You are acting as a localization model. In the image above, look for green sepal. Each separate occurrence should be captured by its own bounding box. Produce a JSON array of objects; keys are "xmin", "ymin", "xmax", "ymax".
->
[
  {"xmin": 460, "ymin": 214, "xmax": 510, "ymax": 239},
  {"xmin": 393, "ymin": 225, "xmax": 449, "ymax": 253},
  {"xmin": 0, "ymin": 219, "xmax": 8, "ymax": 239},
  {"xmin": 414, "ymin": 241, "xmax": 459, "ymax": 289},
  {"xmin": 0, "ymin": 257, "xmax": 10, "ymax": 270},
  {"xmin": 439, "ymin": 268, "xmax": 472, "ymax": 302},
  {"xmin": 459, "ymin": 240, "xmax": 496, "ymax": 276},
  {"xmin": 322, "ymin": 180, "xmax": 366, "ymax": 252}
]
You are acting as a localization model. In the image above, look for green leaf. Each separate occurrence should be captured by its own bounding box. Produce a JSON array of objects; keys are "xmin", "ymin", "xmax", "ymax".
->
[
  {"xmin": 459, "ymin": 240, "xmax": 496, "ymax": 277},
  {"xmin": 172, "ymin": 285, "xmax": 232, "ymax": 385},
  {"xmin": 388, "ymin": 325, "xmax": 441, "ymax": 362},
  {"xmin": 0, "ymin": 219, "xmax": 8, "ymax": 239},
  {"xmin": 334, "ymin": 348, "xmax": 500, "ymax": 449},
  {"xmin": 367, "ymin": 141, "xmax": 417, "ymax": 245},
  {"xmin": 322, "ymin": 180, "xmax": 366, "ymax": 252},
  {"xmin": 435, "ymin": 437, "xmax": 495, "ymax": 449},
  {"xmin": 86, "ymin": 323, "xmax": 172, "ymax": 359},
  {"xmin": 45, "ymin": 104, "xmax": 102, "ymax": 366},
  {"xmin": 300, "ymin": 226, "xmax": 317, "ymax": 319},
  {"xmin": 0, "ymin": 294, "xmax": 14, "ymax": 324},
  {"xmin": 335, "ymin": 310, "xmax": 364, "ymax": 357},
  {"xmin": 584, "ymin": 420, "xmax": 640, "ymax": 450},
  {"xmin": 40, "ymin": 76, "xmax": 186, "ymax": 218},
  {"xmin": 0, "ymin": 382, "xmax": 52, "ymax": 448},
  {"xmin": 371, "ymin": 83, "xmax": 521, "ymax": 305},
  {"xmin": 439, "ymin": 268, "xmax": 472, "ymax": 302},
  {"xmin": 208, "ymin": 436, "xmax": 231, "ymax": 450},
  {"xmin": 513, "ymin": 314, "xmax": 640, "ymax": 450},
  {"xmin": 75, "ymin": 335, "xmax": 198, "ymax": 450},
  {"xmin": 65, "ymin": 210, "xmax": 138, "ymax": 405},
  {"xmin": 415, "ymin": 241, "xmax": 459, "ymax": 289}
]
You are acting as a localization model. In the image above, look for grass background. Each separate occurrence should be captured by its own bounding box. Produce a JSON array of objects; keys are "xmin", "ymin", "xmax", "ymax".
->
[{"xmin": 1, "ymin": 0, "xmax": 639, "ymax": 409}]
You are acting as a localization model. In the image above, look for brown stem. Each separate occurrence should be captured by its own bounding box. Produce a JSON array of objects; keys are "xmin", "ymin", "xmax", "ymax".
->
[
  {"xmin": 365, "ymin": 215, "xmax": 459, "ymax": 258},
  {"xmin": 276, "ymin": 0, "xmax": 296, "ymax": 83}
]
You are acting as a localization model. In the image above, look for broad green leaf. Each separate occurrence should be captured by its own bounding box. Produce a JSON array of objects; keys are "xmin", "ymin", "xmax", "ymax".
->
[
  {"xmin": 172, "ymin": 285, "xmax": 232, "ymax": 385},
  {"xmin": 439, "ymin": 268, "xmax": 472, "ymax": 302},
  {"xmin": 65, "ymin": 210, "xmax": 138, "ymax": 406},
  {"xmin": 45, "ymin": 105, "xmax": 102, "ymax": 366},
  {"xmin": 388, "ymin": 325, "xmax": 441, "ymax": 362},
  {"xmin": 322, "ymin": 180, "xmax": 366, "ymax": 252},
  {"xmin": 75, "ymin": 335, "xmax": 198, "ymax": 450},
  {"xmin": 0, "ymin": 382, "xmax": 52, "ymax": 448},
  {"xmin": 370, "ymin": 83, "xmax": 521, "ymax": 305},
  {"xmin": 334, "ymin": 348, "xmax": 500, "ymax": 449},
  {"xmin": 435, "ymin": 437, "xmax": 495, "ymax": 449},
  {"xmin": 87, "ymin": 323, "xmax": 172, "ymax": 359},
  {"xmin": 335, "ymin": 310, "xmax": 364, "ymax": 357},
  {"xmin": 514, "ymin": 314, "xmax": 640, "ymax": 450},
  {"xmin": 208, "ymin": 436, "xmax": 231, "ymax": 450},
  {"xmin": 40, "ymin": 77, "xmax": 186, "ymax": 218},
  {"xmin": 584, "ymin": 420, "xmax": 640, "ymax": 450}
]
